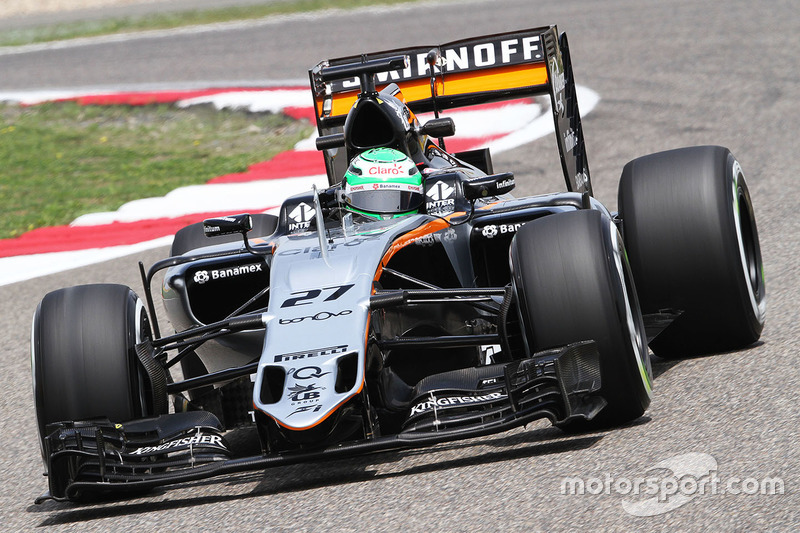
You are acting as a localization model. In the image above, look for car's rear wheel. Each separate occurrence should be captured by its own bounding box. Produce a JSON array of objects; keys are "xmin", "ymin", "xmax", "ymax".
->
[
  {"xmin": 618, "ymin": 146, "xmax": 765, "ymax": 357},
  {"xmin": 510, "ymin": 209, "xmax": 652, "ymax": 428},
  {"xmin": 31, "ymin": 284, "xmax": 161, "ymax": 463},
  {"xmin": 170, "ymin": 213, "xmax": 278, "ymax": 256}
]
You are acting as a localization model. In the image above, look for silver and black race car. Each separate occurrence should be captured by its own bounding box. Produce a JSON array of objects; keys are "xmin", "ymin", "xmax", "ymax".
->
[{"xmin": 30, "ymin": 25, "xmax": 765, "ymax": 502}]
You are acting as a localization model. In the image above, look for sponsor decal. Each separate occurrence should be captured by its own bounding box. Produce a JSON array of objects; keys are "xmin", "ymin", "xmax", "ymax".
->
[
  {"xmin": 274, "ymin": 344, "xmax": 348, "ymax": 363},
  {"xmin": 276, "ymin": 235, "xmax": 382, "ymax": 255},
  {"xmin": 413, "ymin": 227, "xmax": 458, "ymax": 247},
  {"xmin": 288, "ymin": 202, "xmax": 315, "ymax": 232},
  {"xmin": 549, "ymin": 56, "xmax": 566, "ymax": 93},
  {"xmin": 554, "ymin": 91, "xmax": 566, "ymax": 118},
  {"xmin": 426, "ymin": 180, "xmax": 456, "ymax": 215},
  {"xmin": 550, "ymin": 56, "xmax": 566, "ymax": 117},
  {"xmin": 575, "ymin": 170, "xmax": 589, "ymax": 190},
  {"xmin": 414, "ymin": 233, "xmax": 436, "ymax": 246},
  {"xmin": 287, "ymin": 382, "xmax": 325, "ymax": 403},
  {"xmin": 563, "ymin": 128, "xmax": 577, "ymax": 153},
  {"xmin": 336, "ymin": 35, "xmax": 543, "ymax": 91},
  {"xmin": 279, "ymin": 309, "xmax": 353, "ymax": 325},
  {"xmin": 442, "ymin": 228, "xmax": 458, "ymax": 242},
  {"xmin": 288, "ymin": 404, "xmax": 323, "ymax": 417},
  {"xmin": 368, "ymin": 164, "xmax": 403, "ymax": 175},
  {"xmin": 409, "ymin": 391, "xmax": 506, "ymax": 416},
  {"xmin": 193, "ymin": 263, "xmax": 263, "ymax": 284},
  {"xmin": 129, "ymin": 433, "xmax": 226, "ymax": 455},
  {"xmin": 499, "ymin": 222, "xmax": 524, "ymax": 235},
  {"xmin": 288, "ymin": 366, "xmax": 330, "ymax": 380},
  {"xmin": 349, "ymin": 181, "xmax": 421, "ymax": 193},
  {"xmin": 481, "ymin": 222, "xmax": 524, "ymax": 238},
  {"xmin": 426, "ymin": 181, "xmax": 454, "ymax": 201},
  {"xmin": 497, "ymin": 177, "xmax": 515, "ymax": 189}
]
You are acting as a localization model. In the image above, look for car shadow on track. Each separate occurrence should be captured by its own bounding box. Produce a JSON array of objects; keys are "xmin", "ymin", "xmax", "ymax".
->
[{"xmin": 648, "ymin": 340, "xmax": 766, "ymax": 379}]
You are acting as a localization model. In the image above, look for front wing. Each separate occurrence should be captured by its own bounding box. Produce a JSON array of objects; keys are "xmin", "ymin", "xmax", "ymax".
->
[{"xmin": 39, "ymin": 341, "xmax": 603, "ymax": 502}]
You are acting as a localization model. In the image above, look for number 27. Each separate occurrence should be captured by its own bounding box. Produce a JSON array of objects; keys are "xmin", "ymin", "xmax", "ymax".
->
[{"xmin": 280, "ymin": 284, "xmax": 355, "ymax": 308}]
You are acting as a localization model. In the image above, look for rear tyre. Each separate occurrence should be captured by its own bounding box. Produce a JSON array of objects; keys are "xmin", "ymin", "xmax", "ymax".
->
[
  {"xmin": 31, "ymin": 284, "xmax": 155, "ymax": 461},
  {"xmin": 618, "ymin": 146, "xmax": 765, "ymax": 357},
  {"xmin": 510, "ymin": 209, "xmax": 652, "ymax": 428},
  {"xmin": 170, "ymin": 213, "xmax": 278, "ymax": 256}
]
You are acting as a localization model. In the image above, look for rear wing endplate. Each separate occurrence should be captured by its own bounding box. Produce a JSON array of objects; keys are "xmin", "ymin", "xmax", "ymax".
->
[{"xmin": 308, "ymin": 25, "xmax": 591, "ymax": 194}]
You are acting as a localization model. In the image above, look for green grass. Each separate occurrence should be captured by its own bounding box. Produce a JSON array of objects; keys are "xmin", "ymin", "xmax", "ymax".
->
[
  {"xmin": 0, "ymin": 0, "xmax": 423, "ymax": 47},
  {"xmin": 0, "ymin": 102, "xmax": 312, "ymax": 238}
]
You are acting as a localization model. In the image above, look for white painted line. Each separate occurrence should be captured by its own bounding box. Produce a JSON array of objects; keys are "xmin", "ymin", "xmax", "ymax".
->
[
  {"xmin": 0, "ymin": 236, "xmax": 173, "ymax": 287},
  {"xmin": 71, "ymin": 174, "xmax": 325, "ymax": 225},
  {"xmin": 176, "ymin": 89, "xmax": 311, "ymax": 113}
]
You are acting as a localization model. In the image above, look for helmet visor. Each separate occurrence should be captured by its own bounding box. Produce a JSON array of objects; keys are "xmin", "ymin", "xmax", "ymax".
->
[{"xmin": 345, "ymin": 182, "xmax": 424, "ymax": 214}]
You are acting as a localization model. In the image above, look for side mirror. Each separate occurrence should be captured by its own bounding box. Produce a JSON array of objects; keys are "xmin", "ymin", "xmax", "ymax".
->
[
  {"xmin": 203, "ymin": 214, "xmax": 253, "ymax": 238},
  {"xmin": 462, "ymin": 172, "xmax": 515, "ymax": 201},
  {"xmin": 420, "ymin": 117, "xmax": 455, "ymax": 138},
  {"xmin": 317, "ymin": 187, "xmax": 340, "ymax": 209}
]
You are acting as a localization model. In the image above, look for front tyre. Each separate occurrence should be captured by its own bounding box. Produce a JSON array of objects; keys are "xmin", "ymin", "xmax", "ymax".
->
[
  {"xmin": 510, "ymin": 210, "xmax": 652, "ymax": 428},
  {"xmin": 31, "ymin": 284, "xmax": 157, "ymax": 462},
  {"xmin": 618, "ymin": 146, "xmax": 765, "ymax": 357}
]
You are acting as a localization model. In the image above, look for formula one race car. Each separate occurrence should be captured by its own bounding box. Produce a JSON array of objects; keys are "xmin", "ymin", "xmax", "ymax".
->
[{"xmin": 30, "ymin": 25, "xmax": 765, "ymax": 502}]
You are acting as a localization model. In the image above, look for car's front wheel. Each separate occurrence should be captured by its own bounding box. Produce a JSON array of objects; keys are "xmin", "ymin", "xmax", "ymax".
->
[
  {"xmin": 31, "ymin": 284, "xmax": 163, "ymax": 464},
  {"xmin": 510, "ymin": 209, "xmax": 652, "ymax": 428}
]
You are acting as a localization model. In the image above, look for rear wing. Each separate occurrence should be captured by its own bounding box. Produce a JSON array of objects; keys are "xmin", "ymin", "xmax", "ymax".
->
[{"xmin": 308, "ymin": 25, "xmax": 591, "ymax": 195}]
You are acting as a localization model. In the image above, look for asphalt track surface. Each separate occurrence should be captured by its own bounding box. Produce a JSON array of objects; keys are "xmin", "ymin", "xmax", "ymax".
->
[{"xmin": 2, "ymin": 0, "xmax": 799, "ymax": 530}]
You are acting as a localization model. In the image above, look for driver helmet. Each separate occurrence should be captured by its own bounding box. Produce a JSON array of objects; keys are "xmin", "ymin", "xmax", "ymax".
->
[{"xmin": 342, "ymin": 148, "xmax": 423, "ymax": 220}]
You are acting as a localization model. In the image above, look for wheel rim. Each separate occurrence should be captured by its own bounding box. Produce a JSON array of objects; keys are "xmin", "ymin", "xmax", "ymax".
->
[
  {"xmin": 133, "ymin": 297, "xmax": 153, "ymax": 417},
  {"xmin": 731, "ymin": 160, "xmax": 766, "ymax": 325},
  {"xmin": 31, "ymin": 308, "xmax": 45, "ymax": 463},
  {"xmin": 610, "ymin": 222, "xmax": 652, "ymax": 397}
]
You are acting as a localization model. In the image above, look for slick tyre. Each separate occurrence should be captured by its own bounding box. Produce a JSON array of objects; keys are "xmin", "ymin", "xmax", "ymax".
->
[
  {"xmin": 170, "ymin": 213, "xmax": 278, "ymax": 256},
  {"xmin": 510, "ymin": 209, "xmax": 652, "ymax": 428},
  {"xmin": 618, "ymin": 146, "xmax": 765, "ymax": 357},
  {"xmin": 31, "ymin": 284, "xmax": 155, "ymax": 462}
]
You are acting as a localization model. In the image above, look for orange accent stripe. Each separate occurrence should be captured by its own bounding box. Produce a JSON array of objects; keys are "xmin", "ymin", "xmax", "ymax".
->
[
  {"xmin": 373, "ymin": 215, "xmax": 467, "ymax": 283},
  {"xmin": 441, "ymin": 63, "xmax": 549, "ymax": 97},
  {"xmin": 317, "ymin": 63, "xmax": 548, "ymax": 120}
]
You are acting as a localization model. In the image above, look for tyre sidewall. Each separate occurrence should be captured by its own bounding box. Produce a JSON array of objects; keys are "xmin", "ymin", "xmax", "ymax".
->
[
  {"xmin": 31, "ymin": 284, "xmax": 148, "ymax": 454},
  {"xmin": 510, "ymin": 210, "xmax": 652, "ymax": 424}
]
